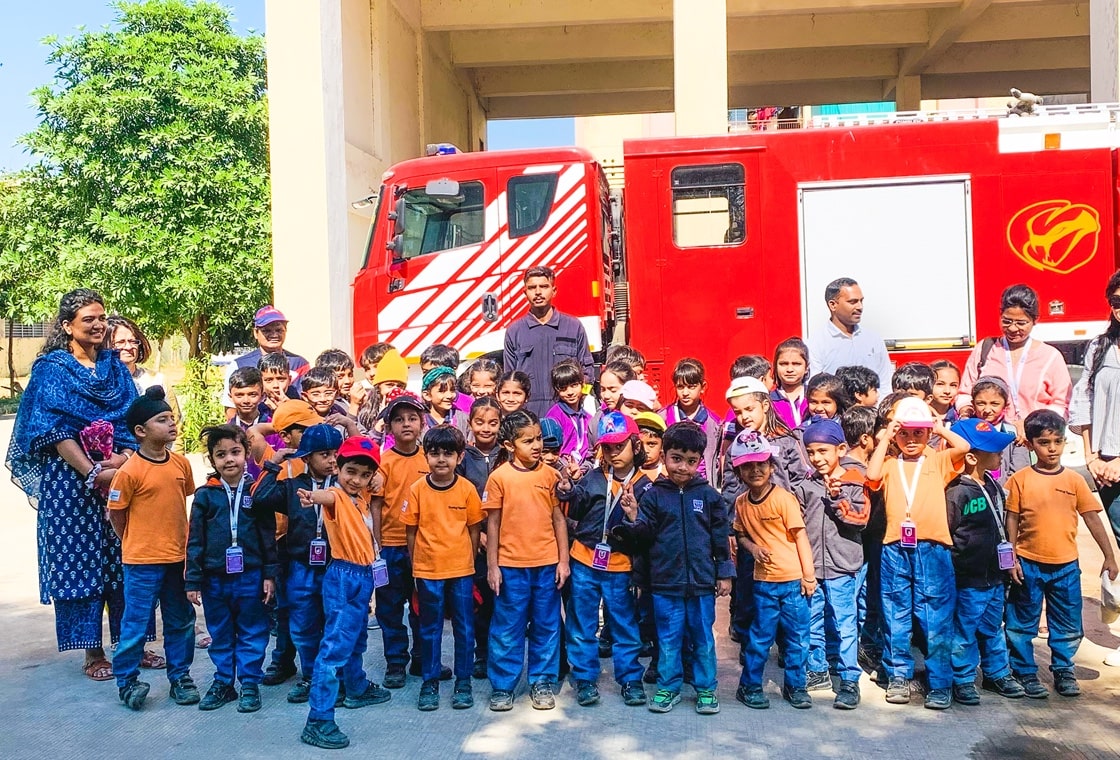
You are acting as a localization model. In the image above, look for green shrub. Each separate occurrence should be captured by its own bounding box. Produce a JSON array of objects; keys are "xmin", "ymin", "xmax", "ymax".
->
[
  {"xmin": 0, "ymin": 394, "xmax": 20, "ymax": 416},
  {"xmin": 176, "ymin": 358, "xmax": 224, "ymax": 453}
]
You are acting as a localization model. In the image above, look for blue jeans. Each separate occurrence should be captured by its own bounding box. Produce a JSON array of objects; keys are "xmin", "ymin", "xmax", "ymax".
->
[
  {"xmin": 566, "ymin": 560, "xmax": 644, "ymax": 685},
  {"xmin": 860, "ymin": 527, "xmax": 886, "ymax": 655},
  {"xmin": 488, "ymin": 565, "xmax": 560, "ymax": 692},
  {"xmin": 416, "ymin": 576, "xmax": 474, "ymax": 682},
  {"xmin": 269, "ymin": 551, "xmax": 295, "ymax": 669},
  {"xmin": 880, "ymin": 542, "xmax": 956, "ymax": 689},
  {"xmin": 741, "ymin": 580, "xmax": 808, "ymax": 689},
  {"xmin": 652, "ymin": 593, "xmax": 717, "ymax": 693},
  {"xmin": 288, "ymin": 561, "xmax": 327, "ymax": 679},
  {"xmin": 1006, "ymin": 558, "xmax": 1082, "ymax": 675},
  {"xmin": 808, "ymin": 571, "xmax": 862, "ymax": 682},
  {"xmin": 203, "ymin": 569, "xmax": 270, "ymax": 686},
  {"xmin": 309, "ymin": 560, "xmax": 373, "ymax": 721},
  {"xmin": 951, "ymin": 585, "xmax": 1012, "ymax": 685},
  {"xmin": 374, "ymin": 545, "xmax": 419, "ymax": 668},
  {"xmin": 114, "ymin": 562, "xmax": 195, "ymax": 688},
  {"xmin": 732, "ymin": 551, "xmax": 756, "ymax": 642}
]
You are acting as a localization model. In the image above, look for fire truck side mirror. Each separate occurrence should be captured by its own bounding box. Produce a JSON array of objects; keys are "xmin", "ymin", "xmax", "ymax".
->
[
  {"xmin": 387, "ymin": 198, "xmax": 407, "ymax": 236},
  {"xmin": 387, "ymin": 233, "xmax": 405, "ymax": 266}
]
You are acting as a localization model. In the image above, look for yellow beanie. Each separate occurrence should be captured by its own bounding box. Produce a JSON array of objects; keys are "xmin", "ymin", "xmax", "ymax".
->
[{"xmin": 373, "ymin": 348, "xmax": 408, "ymax": 386}]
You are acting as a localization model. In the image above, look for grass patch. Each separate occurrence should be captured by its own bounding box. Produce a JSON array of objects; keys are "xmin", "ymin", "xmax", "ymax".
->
[{"xmin": 0, "ymin": 394, "xmax": 21, "ymax": 415}]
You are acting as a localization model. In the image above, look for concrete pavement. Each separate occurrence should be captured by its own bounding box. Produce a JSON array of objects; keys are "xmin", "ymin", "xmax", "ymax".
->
[{"xmin": 1, "ymin": 417, "xmax": 1119, "ymax": 759}]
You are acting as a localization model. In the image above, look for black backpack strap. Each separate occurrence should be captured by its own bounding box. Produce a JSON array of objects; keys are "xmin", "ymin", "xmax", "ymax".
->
[{"xmin": 978, "ymin": 337, "xmax": 995, "ymax": 372}]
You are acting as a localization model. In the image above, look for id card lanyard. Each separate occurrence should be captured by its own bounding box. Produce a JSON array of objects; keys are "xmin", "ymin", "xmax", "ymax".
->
[
  {"xmin": 312, "ymin": 475, "xmax": 336, "ymax": 540},
  {"xmin": 897, "ymin": 455, "xmax": 925, "ymax": 522},
  {"xmin": 1001, "ymin": 336, "xmax": 1032, "ymax": 418},
  {"xmin": 602, "ymin": 468, "xmax": 634, "ymax": 542},
  {"xmin": 965, "ymin": 473, "xmax": 1009, "ymax": 543},
  {"xmin": 221, "ymin": 475, "xmax": 251, "ymax": 549}
]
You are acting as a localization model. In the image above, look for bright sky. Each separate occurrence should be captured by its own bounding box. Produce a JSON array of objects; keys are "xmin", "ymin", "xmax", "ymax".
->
[{"xmin": 0, "ymin": 1, "xmax": 572, "ymax": 173}]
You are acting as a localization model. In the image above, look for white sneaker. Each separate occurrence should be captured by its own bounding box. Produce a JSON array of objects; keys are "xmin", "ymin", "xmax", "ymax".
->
[{"xmin": 1104, "ymin": 647, "xmax": 1120, "ymax": 668}]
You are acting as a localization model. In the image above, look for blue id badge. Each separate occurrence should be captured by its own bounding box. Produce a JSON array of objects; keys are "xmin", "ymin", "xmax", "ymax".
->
[
  {"xmin": 225, "ymin": 546, "xmax": 244, "ymax": 574},
  {"xmin": 372, "ymin": 558, "xmax": 389, "ymax": 588}
]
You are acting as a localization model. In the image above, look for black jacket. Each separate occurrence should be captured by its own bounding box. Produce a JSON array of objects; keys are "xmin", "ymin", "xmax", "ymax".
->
[
  {"xmin": 617, "ymin": 475, "xmax": 734, "ymax": 597},
  {"xmin": 562, "ymin": 468, "xmax": 654, "ymax": 556},
  {"xmin": 457, "ymin": 445, "xmax": 500, "ymax": 498},
  {"xmin": 946, "ymin": 473, "xmax": 1008, "ymax": 589},
  {"xmin": 253, "ymin": 461, "xmax": 333, "ymax": 566},
  {"xmin": 186, "ymin": 476, "xmax": 279, "ymax": 591}
]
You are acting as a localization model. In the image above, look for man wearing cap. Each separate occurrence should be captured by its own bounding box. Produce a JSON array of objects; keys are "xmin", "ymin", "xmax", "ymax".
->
[
  {"xmin": 806, "ymin": 278, "xmax": 892, "ymax": 393},
  {"xmin": 223, "ymin": 305, "xmax": 311, "ymax": 418},
  {"xmin": 503, "ymin": 266, "xmax": 595, "ymax": 418}
]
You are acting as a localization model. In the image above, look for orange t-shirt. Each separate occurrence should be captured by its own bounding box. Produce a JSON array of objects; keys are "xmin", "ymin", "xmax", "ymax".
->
[
  {"xmin": 734, "ymin": 485, "xmax": 807, "ymax": 583},
  {"xmin": 1006, "ymin": 466, "xmax": 1101, "ymax": 564},
  {"xmin": 483, "ymin": 462, "xmax": 560, "ymax": 568},
  {"xmin": 375, "ymin": 446, "xmax": 430, "ymax": 547},
  {"xmin": 570, "ymin": 473, "xmax": 649, "ymax": 572},
  {"xmin": 320, "ymin": 486, "xmax": 376, "ymax": 566},
  {"xmin": 108, "ymin": 451, "xmax": 195, "ymax": 564},
  {"xmin": 869, "ymin": 451, "xmax": 961, "ymax": 546},
  {"xmin": 400, "ymin": 475, "xmax": 484, "ymax": 579}
]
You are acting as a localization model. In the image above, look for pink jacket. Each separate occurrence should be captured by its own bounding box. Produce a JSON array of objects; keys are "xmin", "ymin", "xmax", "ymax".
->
[{"xmin": 956, "ymin": 338, "xmax": 1072, "ymax": 420}]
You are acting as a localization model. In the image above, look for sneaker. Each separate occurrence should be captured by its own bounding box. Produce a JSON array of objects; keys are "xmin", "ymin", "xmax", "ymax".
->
[
  {"xmin": 287, "ymin": 677, "xmax": 311, "ymax": 704},
  {"xmin": 529, "ymin": 681, "xmax": 556, "ymax": 710},
  {"xmin": 885, "ymin": 676, "xmax": 911, "ymax": 704},
  {"xmin": 598, "ymin": 640, "xmax": 613, "ymax": 659},
  {"xmin": 621, "ymin": 681, "xmax": 647, "ymax": 706},
  {"xmin": 575, "ymin": 680, "xmax": 600, "ymax": 707},
  {"xmin": 489, "ymin": 689, "xmax": 514, "ymax": 711},
  {"xmin": 169, "ymin": 675, "xmax": 201, "ymax": 705},
  {"xmin": 238, "ymin": 683, "xmax": 262, "ymax": 713},
  {"xmin": 952, "ymin": 683, "xmax": 980, "ymax": 706},
  {"xmin": 383, "ymin": 665, "xmax": 407, "ymax": 689},
  {"xmin": 735, "ymin": 685, "xmax": 769, "ymax": 709},
  {"xmin": 418, "ymin": 679, "xmax": 440, "ymax": 711},
  {"xmin": 119, "ymin": 678, "xmax": 150, "ymax": 711},
  {"xmin": 642, "ymin": 664, "xmax": 659, "ymax": 684},
  {"xmin": 472, "ymin": 659, "xmax": 488, "ymax": 680},
  {"xmin": 833, "ymin": 680, "xmax": 860, "ymax": 710},
  {"xmin": 782, "ymin": 685, "xmax": 813, "ymax": 709},
  {"xmin": 982, "ymin": 674, "xmax": 1026, "ymax": 699},
  {"xmin": 451, "ymin": 679, "xmax": 473, "ymax": 710},
  {"xmin": 857, "ymin": 645, "xmax": 882, "ymax": 674},
  {"xmin": 199, "ymin": 681, "xmax": 238, "ymax": 711},
  {"xmin": 695, "ymin": 689, "xmax": 720, "ymax": 714},
  {"xmin": 924, "ymin": 688, "xmax": 951, "ymax": 710},
  {"xmin": 647, "ymin": 689, "xmax": 681, "ymax": 713},
  {"xmin": 409, "ymin": 660, "xmax": 453, "ymax": 681},
  {"xmin": 1017, "ymin": 674, "xmax": 1050, "ymax": 699},
  {"xmin": 301, "ymin": 718, "xmax": 349, "ymax": 750},
  {"xmin": 805, "ymin": 669, "xmax": 832, "ymax": 692},
  {"xmin": 344, "ymin": 681, "xmax": 392, "ymax": 709},
  {"xmin": 1053, "ymin": 670, "xmax": 1080, "ymax": 697},
  {"xmin": 262, "ymin": 661, "xmax": 296, "ymax": 686},
  {"xmin": 1104, "ymin": 646, "xmax": 1120, "ymax": 668}
]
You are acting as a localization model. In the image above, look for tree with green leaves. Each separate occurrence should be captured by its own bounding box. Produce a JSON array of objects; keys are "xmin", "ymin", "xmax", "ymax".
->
[{"xmin": 17, "ymin": 0, "xmax": 271, "ymax": 357}]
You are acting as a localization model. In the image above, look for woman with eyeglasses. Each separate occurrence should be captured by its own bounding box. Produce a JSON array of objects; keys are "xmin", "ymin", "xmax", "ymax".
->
[
  {"xmin": 106, "ymin": 316, "xmax": 182, "ymax": 436},
  {"xmin": 956, "ymin": 284, "xmax": 1073, "ymax": 442}
]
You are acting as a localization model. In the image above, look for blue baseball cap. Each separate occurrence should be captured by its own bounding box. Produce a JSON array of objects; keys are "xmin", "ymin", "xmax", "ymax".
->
[
  {"xmin": 803, "ymin": 418, "xmax": 845, "ymax": 446},
  {"xmin": 952, "ymin": 418, "xmax": 1015, "ymax": 454},
  {"xmin": 539, "ymin": 417, "xmax": 564, "ymax": 450},
  {"xmin": 598, "ymin": 411, "xmax": 638, "ymax": 445},
  {"xmin": 292, "ymin": 424, "xmax": 343, "ymax": 459}
]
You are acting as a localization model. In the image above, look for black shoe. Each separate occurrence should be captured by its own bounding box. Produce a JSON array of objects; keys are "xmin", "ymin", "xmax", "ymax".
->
[
  {"xmin": 262, "ymin": 661, "xmax": 296, "ymax": 686},
  {"xmin": 1053, "ymin": 670, "xmax": 1080, "ymax": 697},
  {"xmin": 418, "ymin": 679, "xmax": 440, "ymax": 711},
  {"xmin": 642, "ymin": 664, "xmax": 659, "ymax": 684},
  {"xmin": 575, "ymin": 680, "xmax": 600, "ymax": 707},
  {"xmin": 169, "ymin": 675, "xmax": 201, "ymax": 705},
  {"xmin": 344, "ymin": 681, "xmax": 391, "ymax": 709},
  {"xmin": 736, "ymin": 685, "xmax": 769, "ymax": 709},
  {"xmin": 885, "ymin": 676, "xmax": 911, "ymax": 704},
  {"xmin": 833, "ymin": 680, "xmax": 860, "ymax": 710},
  {"xmin": 489, "ymin": 689, "xmax": 514, "ymax": 712},
  {"xmin": 301, "ymin": 719, "xmax": 349, "ymax": 750},
  {"xmin": 119, "ymin": 678, "xmax": 150, "ymax": 711},
  {"xmin": 383, "ymin": 665, "xmax": 407, "ymax": 689},
  {"xmin": 530, "ymin": 681, "xmax": 556, "ymax": 710},
  {"xmin": 953, "ymin": 683, "xmax": 980, "ymax": 705},
  {"xmin": 782, "ymin": 685, "xmax": 813, "ymax": 709},
  {"xmin": 199, "ymin": 681, "xmax": 238, "ymax": 711},
  {"xmin": 238, "ymin": 683, "xmax": 262, "ymax": 713},
  {"xmin": 621, "ymin": 681, "xmax": 646, "ymax": 706},
  {"xmin": 598, "ymin": 640, "xmax": 613, "ymax": 659},
  {"xmin": 1017, "ymin": 674, "xmax": 1050, "ymax": 699},
  {"xmin": 924, "ymin": 688, "xmax": 951, "ymax": 710},
  {"xmin": 451, "ymin": 679, "xmax": 473, "ymax": 710},
  {"xmin": 981, "ymin": 674, "xmax": 1026, "ymax": 699},
  {"xmin": 639, "ymin": 641, "xmax": 654, "ymax": 659},
  {"xmin": 857, "ymin": 645, "xmax": 882, "ymax": 674},
  {"xmin": 287, "ymin": 677, "xmax": 311, "ymax": 704},
  {"xmin": 409, "ymin": 660, "xmax": 453, "ymax": 681},
  {"xmin": 472, "ymin": 659, "xmax": 488, "ymax": 680},
  {"xmin": 805, "ymin": 670, "xmax": 832, "ymax": 692}
]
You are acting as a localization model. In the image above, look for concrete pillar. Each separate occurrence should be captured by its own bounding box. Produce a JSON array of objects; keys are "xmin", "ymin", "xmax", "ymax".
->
[
  {"xmin": 264, "ymin": 0, "xmax": 352, "ymax": 357},
  {"xmin": 1091, "ymin": 0, "xmax": 1120, "ymax": 102},
  {"xmin": 895, "ymin": 75, "xmax": 922, "ymax": 111},
  {"xmin": 673, "ymin": 0, "xmax": 728, "ymax": 136}
]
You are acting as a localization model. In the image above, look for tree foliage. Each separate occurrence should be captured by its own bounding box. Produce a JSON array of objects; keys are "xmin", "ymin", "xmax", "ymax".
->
[{"xmin": 14, "ymin": 0, "xmax": 271, "ymax": 356}]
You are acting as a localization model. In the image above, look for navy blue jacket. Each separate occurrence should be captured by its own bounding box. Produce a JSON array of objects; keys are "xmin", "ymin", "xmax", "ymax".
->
[
  {"xmin": 619, "ymin": 475, "xmax": 734, "ymax": 597},
  {"xmin": 562, "ymin": 468, "xmax": 654, "ymax": 556},
  {"xmin": 252, "ymin": 461, "xmax": 333, "ymax": 566},
  {"xmin": 457, "ymin": 445, "xmax": 500, "ymax": 498},
  {"xmin": 186, "ymin": 476, "xmax": 278, "ymax": 591}
]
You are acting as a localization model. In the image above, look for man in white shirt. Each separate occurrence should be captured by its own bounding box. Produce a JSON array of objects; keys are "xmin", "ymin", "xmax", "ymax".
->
[{"xmin": 806, "ymin": 277, "xmax": 893, "ymax": 393}]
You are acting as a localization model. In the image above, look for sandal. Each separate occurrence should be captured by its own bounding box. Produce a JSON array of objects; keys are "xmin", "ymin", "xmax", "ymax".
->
[
  {"xmin": 140, "ymin": 649, "xmax": 167, "ymax": 669},
  {"xmin": 83, "ymin": 658, "xmax": 114, "ymax": 681},
  {"xmin": 195, "ymin": 633, "xmax": 212, "ymax": 650}
]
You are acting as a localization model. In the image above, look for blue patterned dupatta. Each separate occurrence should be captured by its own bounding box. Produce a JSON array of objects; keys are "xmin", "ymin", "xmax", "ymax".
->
[{"xmin": 6, "ymin": 349, "xmax": 138, "ymax": 507}]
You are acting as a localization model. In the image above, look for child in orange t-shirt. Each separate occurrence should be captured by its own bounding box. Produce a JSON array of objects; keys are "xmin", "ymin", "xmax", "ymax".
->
[
  {"xmin": 1005, "ymin": 410, "xmax": 1118, "ymax": 699},
  {"xmin": 108, "ymin": 386, "xmax": 199, "ymax": 711},
  {"xmin": 484, "ymin": 410, "xmax": 570, "ymax": 712},
  {"xmin": 401, "ymin": 425, "xmax": 484, "ymax": 711}
]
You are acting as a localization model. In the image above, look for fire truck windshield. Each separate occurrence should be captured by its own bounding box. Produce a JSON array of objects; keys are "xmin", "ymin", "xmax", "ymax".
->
[{"xmin": 399, "ymin": 180, "xmax": 485, "ymax": 259}]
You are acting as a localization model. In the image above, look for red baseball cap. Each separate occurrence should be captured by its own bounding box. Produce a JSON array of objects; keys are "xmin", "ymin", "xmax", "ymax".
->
[
  {"xmin": 597, "ymin": 411, "xmax": 639, "ymax": 445},
  {"xmin": 254, "ymin": 305, "xmax": 288, "ymax": 327},
  {"xmin": 337, "ymin": 436, "xmax": 381, "ymax": 468}
]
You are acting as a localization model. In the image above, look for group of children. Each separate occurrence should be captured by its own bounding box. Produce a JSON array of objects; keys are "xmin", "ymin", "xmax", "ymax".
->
[{"xmin": 102, "ymin": 333, "xmax": 1118, "ymax": 749}]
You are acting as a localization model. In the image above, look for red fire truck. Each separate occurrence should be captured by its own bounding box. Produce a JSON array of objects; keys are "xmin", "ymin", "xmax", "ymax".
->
[{"xmin": 353, "ymin": 105, "xmax": 1117, "ymax": 396}]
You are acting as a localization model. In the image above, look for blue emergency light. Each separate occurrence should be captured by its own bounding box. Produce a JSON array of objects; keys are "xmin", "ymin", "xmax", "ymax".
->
[{"xmin": 425, "ymin": 143, "xmax": 459, "ymax": 156}]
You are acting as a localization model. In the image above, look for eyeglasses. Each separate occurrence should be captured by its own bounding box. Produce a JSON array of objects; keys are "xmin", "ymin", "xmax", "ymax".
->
[
  {"xmin": 112, "ymin": 339, "xmax": 141, "ymax": 348},
  {"xmin": 1000, "ymin": 318, "xmax": 1033, "ymax": 330},
  {"xmin": 1109, "ymin": 295, "xmax": 1120, "ymax": 309}
]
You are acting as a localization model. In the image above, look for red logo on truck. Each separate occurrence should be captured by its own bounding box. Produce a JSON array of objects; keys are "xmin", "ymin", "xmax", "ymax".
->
[{"xmin": 1006, "ymin": 199, "xmax": 1100, "ymax": 275}]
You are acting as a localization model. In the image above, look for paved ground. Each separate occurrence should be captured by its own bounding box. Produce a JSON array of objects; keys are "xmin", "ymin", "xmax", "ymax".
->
[{"xmin": 1, "ymin": 417, "xmax": 1119, "ymax": 759}]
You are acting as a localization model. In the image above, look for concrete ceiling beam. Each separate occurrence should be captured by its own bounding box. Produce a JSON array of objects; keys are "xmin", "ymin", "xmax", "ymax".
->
[
  {"xmin": 486, "ymin": 91, "xmax": 675, "ymax": 119},
  {"xmin": 898, "ymin": 0, "xmax": 993, "ymax": 78},
  {"xmin": 729, "ymin": 79, "xmax": 888, "ymax": 107},
  {"xmin": 957, "ymin": 3, "xmax": 1089, "ymax": 43},
  {"xmin": 474, "ymin": 61, "xmax": 674, "ymax": 98},
  {"xmin": 926, "ymin": 37, "xmax": 1089, "ymax": 74},
  {"xmin": 420, "ymin": 0, "xmax": 672, "ymax": 31},
  {"xmin": 921, "ymin": 67, "xmax": 1090, "ymax": 98}
]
